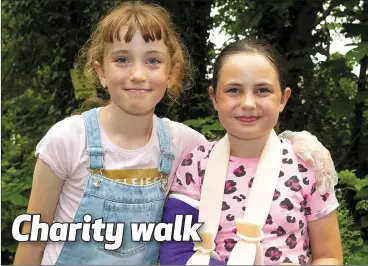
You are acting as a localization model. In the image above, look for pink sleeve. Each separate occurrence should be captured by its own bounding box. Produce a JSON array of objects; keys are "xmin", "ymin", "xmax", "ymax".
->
[
  {"xmin": 35, "ymin": 117, "xmax": 79, "ymax": 180},
  {"xmin": 298, "ymin": 158, "xmax": 339, "ymax": 221},
  {"xmin": 170, "ymin": 149, "xmax": 203, "ymax": 201}
]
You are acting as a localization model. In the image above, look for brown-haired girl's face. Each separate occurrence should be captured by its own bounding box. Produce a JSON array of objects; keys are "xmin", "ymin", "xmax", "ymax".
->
[
  {"xmin": 94, "ymin": 27, "xmax": 174, "ymax": 116},
  {"xmin": 209, "ymin": 53, "xmax": 291, "ymax": 140}
]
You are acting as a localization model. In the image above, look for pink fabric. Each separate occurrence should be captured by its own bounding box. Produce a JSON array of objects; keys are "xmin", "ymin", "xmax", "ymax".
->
[{"xmin": 170, "ymin": 140, "xmax": 339, "ymax": 265}]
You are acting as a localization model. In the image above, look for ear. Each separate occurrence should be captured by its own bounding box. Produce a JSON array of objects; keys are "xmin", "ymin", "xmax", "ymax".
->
[
  {"xmin": 208, "ymin": 86, "xmax": 218, "ymax": 111},
  {"xmin": 279, "ymin": 87, "xmax": 291, "ymax": 112},
  {"xmin": 93, "ymin": 61, "xmax": 106, "ymax": 88},
  {"xmin": 167, "ymin": 63, "xmax": 180, "ymax": 89}
]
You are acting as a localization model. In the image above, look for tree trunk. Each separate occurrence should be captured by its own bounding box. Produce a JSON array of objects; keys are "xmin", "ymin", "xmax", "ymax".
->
[
  {"xmin": 348, "ymin": 1, "xmax": 368, "ymax": 177},
  {"xmin": 257, "ymin": 0, "xmax": 324, "ymax": 131}
]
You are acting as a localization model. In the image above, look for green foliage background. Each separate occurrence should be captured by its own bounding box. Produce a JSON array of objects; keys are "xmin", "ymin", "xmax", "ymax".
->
[{"xmin": 2, "ymin": 0, "xmax": 367, "ymax": 264}]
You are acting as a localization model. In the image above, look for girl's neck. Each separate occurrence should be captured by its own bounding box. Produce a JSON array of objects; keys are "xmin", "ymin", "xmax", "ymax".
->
[
  {"xmin": 228, "ymin": 131, "xmax": 271, "ymax": 158},
  {"xmin": 98, "ymin": 103, "xmax": 154, "ymax": 150}
]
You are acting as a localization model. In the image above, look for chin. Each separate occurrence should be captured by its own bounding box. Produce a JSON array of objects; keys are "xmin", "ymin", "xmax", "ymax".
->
[
  {"xmin": 120, "ymin": 105, "xmax": 155, "ymax": 116},
  {"xmin": 230, "ymin": 132, "xmax": 261, "ymax": 140},
  {"xmin": 228, "ymin": 128, "xmax": 272, "ymax": 140}
]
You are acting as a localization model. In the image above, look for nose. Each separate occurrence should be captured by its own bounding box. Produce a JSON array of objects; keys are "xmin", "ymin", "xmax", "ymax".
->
[
  {"xmin": 240, "ymin": 92, "xmax": 256, "ymax": 109},
  {"xmin": 130, "ymin": 64, "xmax": 146, "ymax": 83}
]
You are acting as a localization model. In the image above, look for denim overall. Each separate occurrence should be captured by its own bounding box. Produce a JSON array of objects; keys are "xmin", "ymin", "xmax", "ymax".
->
[{"xmin": 55, "ymin": 108, "xmax": 174, "ymax": 265}]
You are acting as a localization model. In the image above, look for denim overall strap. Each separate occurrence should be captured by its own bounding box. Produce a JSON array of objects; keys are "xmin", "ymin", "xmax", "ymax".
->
[
  {"xmin": 82, "ymin": 108, "xmax": 105, "ymax": 170},
  {"xmin": 55, "ymin": 110, "xmax": 165, "ymax": 265},
  {"xmin": 157, "ymin": 118, "xmax": 175, "ymax": 175}
]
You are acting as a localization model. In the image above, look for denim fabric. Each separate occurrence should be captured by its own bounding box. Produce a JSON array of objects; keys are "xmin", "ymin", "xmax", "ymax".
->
[{"xmin": 55, "ymin": 109, "xmax": 173, "ymax": 265}]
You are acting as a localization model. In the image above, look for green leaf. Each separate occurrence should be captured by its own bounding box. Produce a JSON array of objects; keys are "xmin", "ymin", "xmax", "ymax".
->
[
  {"xmin": 329, "ymin": 99, "xmax": 355, "ymax": 118},
  {"xmin": 21, "ymin": 183, "xmax": 32, "ymax": 190},
  {"xmin": 355, "ymin": 188, "xmax": 368, "ymax": 199},
  {"xmin": 183, "ymin": 118, "xmax": 208, "ymax": 128},
  {"xmin": 51, "ymin": 72, "xmax": 59, "ymax": 80},
  {"xmin": 345, "ymin": 42, "xmax": 368, "ymax": 63},
  {"xmin": 337, "ymin": 170, "xmax": 358, "ymax": 186},
  {"xmin": 202, "ymin": 121, "xmax": 224, "ymax": 131},
  {"xmin": 1, "ymin": 243, "xmax": 18, "ymax": 253},
  {"xmin": 9, "ymin": 194, "xmax": 29, "ymax": 206},
  {"xmin": 354, "ymin": 183, "xmax": 364, "ymax": 191},
  {"xmin": 356, "ymin": 201, "xmax": 368, "ymax": 211}
]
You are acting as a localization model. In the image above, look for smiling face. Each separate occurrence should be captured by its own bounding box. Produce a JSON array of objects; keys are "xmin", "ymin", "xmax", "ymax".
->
[
  {"xmin": 210, "ymin": 52, "xmax": 291, "ymax": 140},
  {"xmin": 95, "ymin": 27, "xmax": 174, "ymax": 116}
]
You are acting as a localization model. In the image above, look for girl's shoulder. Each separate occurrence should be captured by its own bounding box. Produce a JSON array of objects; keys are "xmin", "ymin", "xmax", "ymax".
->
[
  {"xmin": 160, "ymin": 118, "xmax": 205, "ymax": 140},
  {"xmin": 178, "ymin": 141, "xmax": 216, "ymax": 168},
  {"xmin": 42, "ymin": 114, "xmax": 86, "ymax": 144},
  {"xmin": 279, "ymin": 137, "xmax": 310, "ymax": 170},
  {"xmin": 35, "ymin": 114, "xmax": 87, "ymax": 180},
  {"xmin": 159, "ymin": 117, "xmax": 208, "ymax": 158},
  {"xmin": 279, "ymin": 138, "xmax": 339, "ymax": 221},
  {"xmin": 279, "ymin": 137, "xmax": 318, "ymax": 195},
  {"xmin": 192, "ymin": 141, "xmax": 217, "ymax": 160}
]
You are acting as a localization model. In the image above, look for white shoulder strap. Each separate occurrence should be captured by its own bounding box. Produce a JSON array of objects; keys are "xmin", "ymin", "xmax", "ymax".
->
[
  {"xmin": 227, "ymin": 130, "xmax": 282, "ymax": 265},
  {"xmin": 187, "ymin": 130, "xmax": 282, "ymax": 265}
]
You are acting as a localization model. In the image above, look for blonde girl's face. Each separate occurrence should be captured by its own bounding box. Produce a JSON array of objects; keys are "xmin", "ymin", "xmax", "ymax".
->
[
  {"xmin": 210, "ymin": 53, "xmax": 291, "ymax": 140},
  {"xmin": 95, "ymin": 27, "xmax": 175, "ymax": 116}
]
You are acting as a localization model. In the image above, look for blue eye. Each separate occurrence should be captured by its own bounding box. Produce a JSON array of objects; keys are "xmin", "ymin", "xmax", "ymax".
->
[
  {"xmin": 256, "ymin": 88, "xmax": 270, "ymax": 93},
  {"xmin": 227, "ymin": 88, "xmax": 241, "ymax": 94},
  {"xmin": 147, "ymin": 58, "xmax": 161, "ymax": 65},
  {"xmin": 116, "ymin": 57, "xmax": 129, "ymax": 64}
]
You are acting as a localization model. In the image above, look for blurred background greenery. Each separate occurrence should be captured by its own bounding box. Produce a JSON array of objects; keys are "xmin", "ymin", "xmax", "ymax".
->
[{"xmin": 2, "ymin": 0, "xmax": 367, "ymax": 264}]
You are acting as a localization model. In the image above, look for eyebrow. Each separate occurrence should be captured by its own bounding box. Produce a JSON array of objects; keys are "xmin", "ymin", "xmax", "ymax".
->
[
  {"xmin": 111, "ymin": 49, "xmax": 129, "ymax": 55},
  {"xmin": 254, "ymin": 82, "xmax": 273, "ymax": 87},
  {"xmin": 224, "ymin": 81, "xmax": 274, "ymax": 87},
  {"xmin": 224, "ymin": 82, "xmax": 243, "ymax": 87},
  {"xmin": 110, "ymin": 49, "xmax": 165, "ymax": 56},
  {"xmin": 145, "ymin": 50, "xmax": 165, "ymax": 56}
]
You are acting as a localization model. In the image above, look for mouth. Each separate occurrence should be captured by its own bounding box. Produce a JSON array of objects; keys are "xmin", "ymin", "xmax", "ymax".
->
[
  {"xmin": 235, "ymin": 116, "xmax": 260, "ymax": 123},
  {"xmin": 124, "ymin": 88, "xmax": 152, "ymax": 94}
]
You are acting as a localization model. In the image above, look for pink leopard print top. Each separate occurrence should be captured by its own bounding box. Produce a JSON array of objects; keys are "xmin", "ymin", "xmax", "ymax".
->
[{"xmin": 170, "ymin": 139, "xmax": 339, "ymax": 265}]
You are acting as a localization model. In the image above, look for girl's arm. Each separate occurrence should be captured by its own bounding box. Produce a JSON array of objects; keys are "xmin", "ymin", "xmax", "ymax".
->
[
  {"xmin": 13, "ymin": 159, "xmax": 65, "ymax": 265},
  {"xmin": 308, "ymin": 211, "xmax": 343, "ymax": 265},
  {"xmin": 160, "ymin": 197, "xmax": 226, "ymax": 265}
]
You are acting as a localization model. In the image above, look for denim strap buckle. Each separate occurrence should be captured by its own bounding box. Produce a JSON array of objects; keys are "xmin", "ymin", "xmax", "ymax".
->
[{"xmin": 160, "ymin": 149, "xmax": 175, "ymax": 160}]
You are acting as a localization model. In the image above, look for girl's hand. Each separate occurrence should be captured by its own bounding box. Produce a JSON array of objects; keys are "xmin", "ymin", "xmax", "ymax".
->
[{"xmin": 278, "ymin": 130, "xmax": 338, "ymax": 195}]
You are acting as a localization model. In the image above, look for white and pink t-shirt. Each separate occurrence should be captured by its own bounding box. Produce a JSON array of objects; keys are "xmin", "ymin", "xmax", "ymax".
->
[
  {"xmin": 35, "ymin": 110, "xmax": 206, "ymax": 265},
  {"xmin": 170, "ymin": 140, "xmax": 339, "ymax": 265}
]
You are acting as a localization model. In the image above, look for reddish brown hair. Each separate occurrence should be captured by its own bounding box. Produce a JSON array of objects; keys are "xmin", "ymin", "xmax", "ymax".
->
[{"xmin": 77, "ymin": 1, "xmax": 195, "ymax": 101}]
